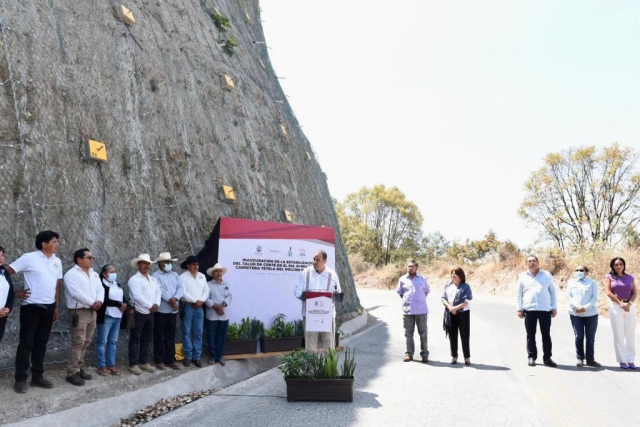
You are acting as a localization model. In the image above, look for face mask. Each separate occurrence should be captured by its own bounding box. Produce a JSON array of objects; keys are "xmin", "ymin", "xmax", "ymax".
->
[
  {"xmin": 575, "ymin": 271, "xmax": 585, "ymax": 280},
  {"xmin": 163, "ymin": 263, "xmax": 173, "ymax": 272},
  {"xmin": 108, "ymin": 273, "xmax": 118, "ymax": 282}
]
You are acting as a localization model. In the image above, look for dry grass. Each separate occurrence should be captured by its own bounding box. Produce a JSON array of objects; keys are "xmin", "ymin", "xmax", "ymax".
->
[{"xmin": 352, "ymin": 248, "xmax": 640, "ymax": 318}]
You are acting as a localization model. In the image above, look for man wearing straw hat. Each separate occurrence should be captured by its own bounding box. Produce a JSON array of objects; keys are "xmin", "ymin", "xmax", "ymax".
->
[
  {"xmin": 128, "ymin": 253, "xmax": 161, "ymax": 375},
  {"xmin": 152, "ymin": 252, "xmax": 183, "ymax": 370},
  {"xmin": 205, "ymin": 263, "xmax": 232, "ymax": 366}
]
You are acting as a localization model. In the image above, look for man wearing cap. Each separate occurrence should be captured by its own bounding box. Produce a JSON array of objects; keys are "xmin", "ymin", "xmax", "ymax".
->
[
  {"xmin": 63, "ymin": 248, "xmax": 104, "ymax": 386},
  {"xmin": 6, "ymin": 230, "xmax": 62, "ymax": 394},
  {"xmin": 205, "ymin": 263, "xmax": 232, "ymax": 366},
  {"xmin": 152, "ymin": 252, "xmax": 183, "ymax": 370},
  {"xmin": 294, "ymin": 250, "xmax": 342, "ymax": 353},
  {"xmin": 179, "ymin": 256, "xmax": 208, "ymax": 368},
  {"xmin": 128, "ymin": 253, "xmax": 161, "ymax": 375}
]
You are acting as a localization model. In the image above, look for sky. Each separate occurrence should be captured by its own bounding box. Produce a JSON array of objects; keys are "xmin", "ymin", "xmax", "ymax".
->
[{"xmin": 260, "ymin": 0, "xmax": 640, "ymax": 248}]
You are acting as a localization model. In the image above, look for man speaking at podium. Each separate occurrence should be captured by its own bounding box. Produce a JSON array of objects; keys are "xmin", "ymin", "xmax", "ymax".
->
[{"xmin": 294, "ymin": 250, "xmax": 341, "ymax": 352}]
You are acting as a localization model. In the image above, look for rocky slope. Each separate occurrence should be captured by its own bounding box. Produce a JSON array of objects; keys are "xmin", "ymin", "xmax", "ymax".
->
[{"xmin": 0, "ymin": 0, "xmax": 358, "ymax": 366}]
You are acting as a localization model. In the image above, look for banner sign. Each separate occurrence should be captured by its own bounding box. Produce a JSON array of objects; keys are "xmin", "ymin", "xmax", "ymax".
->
[
  {"xmin": 305, "ymin": 291, "xmax": 333, "ymax": 332},
  {"xmin": 215, "ymin": 217, "xmax": 336, "ymax": 326}
]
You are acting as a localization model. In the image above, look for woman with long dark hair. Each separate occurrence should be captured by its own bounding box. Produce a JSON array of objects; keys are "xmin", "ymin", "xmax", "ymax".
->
[
  {"xmin": 442, "ymin": 267, "xmax": 473, "ymax": 365},
  {"xmin": 604, "ymin": 257, "xmax": 637, "ymax": 369}
]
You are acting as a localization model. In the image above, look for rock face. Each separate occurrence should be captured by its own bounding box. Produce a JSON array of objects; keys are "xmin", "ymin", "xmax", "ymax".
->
[{"xmin": 0, "ymin": 0, "xmax": 358, "ymax": 367}]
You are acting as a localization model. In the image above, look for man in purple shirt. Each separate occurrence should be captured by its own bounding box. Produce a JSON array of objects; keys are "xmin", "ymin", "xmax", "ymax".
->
[{"xmin": 397, "ymin": 259, "xmax": 430, "ymax": 363}]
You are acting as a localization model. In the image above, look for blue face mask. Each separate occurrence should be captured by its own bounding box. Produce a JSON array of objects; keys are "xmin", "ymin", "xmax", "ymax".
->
[
  {"xmin": 108, "ymin": 273, "xmax": 118, "ymax": 282},
  {"xmin": 575, "ymin": 271, "xmax": 585, "ymax": 280},
  {"xmin": 163, "ymin": 263, "xmax": 173, "ymax": 272}
]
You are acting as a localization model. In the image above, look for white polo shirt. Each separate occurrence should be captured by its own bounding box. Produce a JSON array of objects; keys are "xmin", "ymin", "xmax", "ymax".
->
[
  {"xmin": 179, "ymin": 271, "xmax": 209, "ymax": 303},
  {"xmin": 10, "ymin": 250, "xmax": 63, "ymax": 305},
  {"xmin": 128, "ymin": 272, "xmax": 161, "ymax": 314},
  {"xmin": 63, "ymin": 265, "xmax": 104, "ymax": 309}
]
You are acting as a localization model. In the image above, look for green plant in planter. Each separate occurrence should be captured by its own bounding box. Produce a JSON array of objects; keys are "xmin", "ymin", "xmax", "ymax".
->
[
  {"xmin": 266, "ymin": 314, "xmax": 300, "ymax": 338},
  {"xmin": 227, "ymin": 317, "xmax": 264, "ymax": 339},
  {"xmin": 280, "ymin": 347, "xmax": 356, "ymax": 380}
]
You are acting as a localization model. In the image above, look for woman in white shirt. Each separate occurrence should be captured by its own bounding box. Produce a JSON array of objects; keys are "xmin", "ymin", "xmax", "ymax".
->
[
  {"xmin": 566, "ymin": 265, "xmax": 600, "ymax": 367},
  {"xmin": 95, "ymin": 264, "xmax": 128, "ymax": 375}
]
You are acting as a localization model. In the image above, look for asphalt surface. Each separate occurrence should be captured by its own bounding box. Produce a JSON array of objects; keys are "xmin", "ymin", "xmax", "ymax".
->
[{"xmin": 146, "ymin": 288, "xmax": 640, "ymax": 427}]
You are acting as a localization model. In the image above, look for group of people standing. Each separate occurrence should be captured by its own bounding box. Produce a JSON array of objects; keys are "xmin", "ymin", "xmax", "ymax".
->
[
  {"xmin": 398, "ymin": 256, "xmax": 638, "ymax": 369},
  {"xmin": 397, "ymin": 259, "xmax": 473, "ymax": 365},
  {"xmin": 0, "ymin": 230, "xmax": 233, "ymax": 394},
  {"xmin": 518, "ymin": 255, "xmax": 637, "ymax": 369}
]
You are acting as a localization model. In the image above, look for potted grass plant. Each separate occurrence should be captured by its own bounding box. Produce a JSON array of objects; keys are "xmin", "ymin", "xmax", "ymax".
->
[
  {"xmin": 280, "ymin": 347, "xmax": 356, "ymax": 402},
  {"xmin": 224, "ymin": 317, "xmax": 264, "ymax": 355},
  {"xmin": 260, "ymin": 313, "xmax": 304, "ymax": 352}
]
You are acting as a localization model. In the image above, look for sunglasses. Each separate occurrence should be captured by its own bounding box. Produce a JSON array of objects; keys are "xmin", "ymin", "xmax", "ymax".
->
[{"xmin": 575, "ymin": 269, "xmax": 585, "ymax": 272}]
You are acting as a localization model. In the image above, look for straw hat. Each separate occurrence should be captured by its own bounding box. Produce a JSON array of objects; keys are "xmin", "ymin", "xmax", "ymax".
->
[
  {"xmin": 155, "ymin": 252, "xmax": 178, "ymax": 263},
  {"xmin": 206, "ymin": 263, "xmax": 228, "ymax": 276},
  {"xmin": 130, "ymin": 253, "xmax": 155, "ymax": 268}
]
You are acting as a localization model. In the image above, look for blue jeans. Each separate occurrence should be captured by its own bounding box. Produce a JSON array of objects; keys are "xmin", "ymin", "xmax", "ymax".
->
[
  {"xmin": 570, "ymin": 314, "xmax": 598, "ymax": 362},
  {"xmin": 205, "ymin": 319, "xmax": 229, "ymax": 362},
  {"xmin": 182, "ymin": 305, "xmax": 204, "ymax": 360},
  {"xmin": 97, "ymin": 315, "xmax": 121, "ymax": 368}
]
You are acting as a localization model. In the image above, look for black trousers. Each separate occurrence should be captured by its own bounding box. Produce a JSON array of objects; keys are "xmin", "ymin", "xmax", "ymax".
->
[
  {"xmin": 129, "ymin": 311, "xmax": 154, "ymax": 366},
  {"xmin": 524, "ymin": 310, "xmax": 552, "ymax": 360},
  {"xmin": 153, "ymin": 312, "xmax": 177, "ymax": 364},
  {"xmin": 0, "ymin": 317, "xmax": 7, "ymax": 343},
  {"xmin": 15, "ymin": 303, "xmax": 56, "ymax": 382},
  {"xmin": 448, "ymin": 310, "xmax": 471, "ymax": 358}
]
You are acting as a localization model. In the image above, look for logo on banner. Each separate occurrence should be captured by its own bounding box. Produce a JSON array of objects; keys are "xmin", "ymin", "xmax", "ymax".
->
[
  {"xmin": 287, "ymin": 247, "xmax": 293, "ymax": 257},
  {"xmin": 299, "ymin": 248, "xmax": 306, "ymax": 257},
  {"xmin": 314, "ymin": 300, "xmax": 325, "ymax": 307},
  {"xmin": 256, "ymin": 246, "xmax": 262, "ymax": 254}
]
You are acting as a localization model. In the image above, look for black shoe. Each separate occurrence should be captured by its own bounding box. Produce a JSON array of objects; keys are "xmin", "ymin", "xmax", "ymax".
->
[
  {"xmin": 528, "ymin": 357, "xmax": 536, "ymax": 367},
  {"xmin": 79, "ymin": 369, "xmax": 93, "ymax": 380},
  {"xmin": 543, "ymin": 358, "xmax": 557, "ymax": 367},
  {"xmin": 450, "ymin": 359, "xmax": 458, "ymax": 365},
  {"xmin": 66, "ymin": 373, "xmax": 85, "ymax": 386},
  {"xmin": 586, "ymin": 360, "xmax": 601, "ymax": 367},
  {"xmin": 421, "ymin": 358, "xmax": 429, "ymax": 364},
  {"xmin": 576, "ymin": 359, "xmax": 584, "ymax": 367},
  {"xmin": 218, "ymin": 360, "xmax": 226, "ymax": 366},
  {"xmin": 14, "ymin": 381, "xmax": 28, "ymax": 394},
  {"xmin": 193, "ymin": 360, "xmax": 203, "ymax": 368},
  {"xmin": 183, "ymin": 359, "xmax": 191, "ymax": 367},
  {"xmin": 31, "ymin": 377, "xmax": 54, "ymax": 389}
]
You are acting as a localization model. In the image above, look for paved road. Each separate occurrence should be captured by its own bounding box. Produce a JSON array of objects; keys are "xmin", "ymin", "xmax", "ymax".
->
[{"xmin": 148, "ymin": 288, "xmax": 640, "ymax": 427}]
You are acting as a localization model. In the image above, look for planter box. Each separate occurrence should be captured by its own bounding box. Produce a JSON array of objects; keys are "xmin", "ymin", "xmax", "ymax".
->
[
  {"xmin": 224, "ymin": 338, "xmax": 259, "ymax": 355},
  {"xmin": 285, "ymin": 378, "xmax": 354, "ymax": 402},
  {"xmin": 260, "ymin": 336, "xmax": 304, "ymax": 353}
]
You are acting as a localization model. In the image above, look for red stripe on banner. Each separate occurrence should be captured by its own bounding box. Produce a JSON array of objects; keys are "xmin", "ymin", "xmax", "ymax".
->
[
  {"xmin": 306, "ymin": 291, "xmax": 333, "ymax": 299},
  {"xmin": 219, "ymin": 217, "xmax": 336, "ymax": 243}
]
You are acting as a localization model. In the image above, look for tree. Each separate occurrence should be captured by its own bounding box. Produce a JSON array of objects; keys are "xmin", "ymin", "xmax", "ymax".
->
[
  {"xmin": 519, "ymin": 143, "xmax": 640, "ymax": 249},
  {"xmin": 420, "ymin": 232, "xmax": 451, "ymax": 264},
  {"xmin": 336, "ymin": 185, "xmax": 423, "ymax": 266}
]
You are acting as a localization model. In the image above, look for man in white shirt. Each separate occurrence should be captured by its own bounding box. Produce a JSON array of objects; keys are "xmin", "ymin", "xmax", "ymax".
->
[
  {"xmin": 516, "ymin": 255, "xmax": 558, "ymax": 367},
  {"xmin": 128, "ymin": 253, "xmax": 161, "ymax": 375},
  {"xmin": 152, "ymin": 252, "xmax": 183, "ymax": 370},
  {"xmin": 63, "ymin": 248, "xmax": 104, "ymax": 386},
  {"xmin": 179, "ymin": 256, "xmax": 208, "ymax": 368},
  {"xmin": 294, "ymin": 250, "xmax": 342, "ymax": 353},
  {"xmin": 6, "ymin": 231, "xmax": 62, "ymax": 394}
]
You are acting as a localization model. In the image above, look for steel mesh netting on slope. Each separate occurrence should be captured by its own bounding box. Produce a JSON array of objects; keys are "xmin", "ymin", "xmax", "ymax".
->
[{"xmin": 0, "ymin": 0, "xmax": 359, "ymax": 369}]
